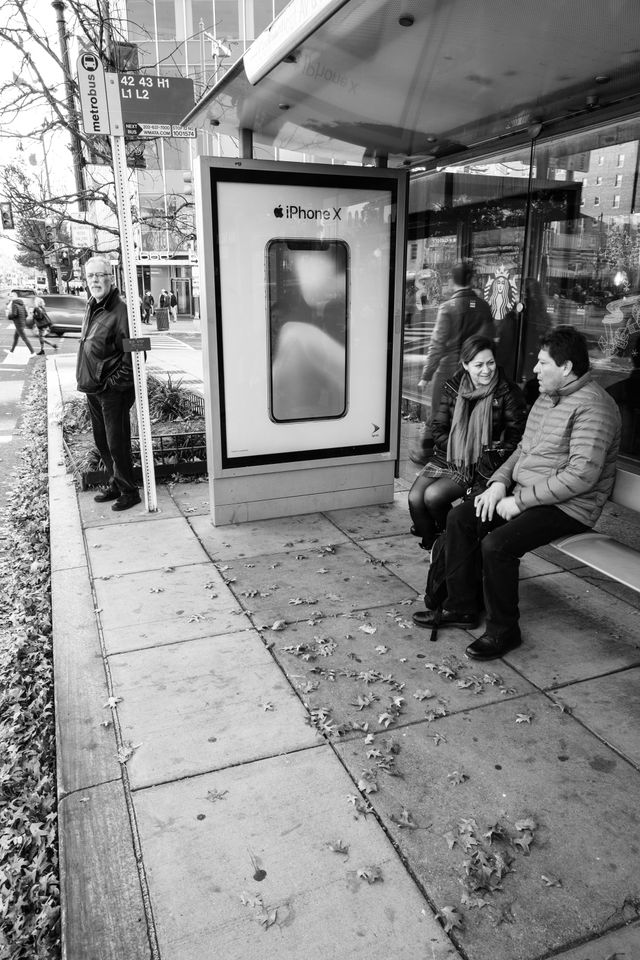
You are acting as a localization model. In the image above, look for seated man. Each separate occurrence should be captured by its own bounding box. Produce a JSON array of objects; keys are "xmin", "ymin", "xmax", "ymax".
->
[{"xmin": 412, "ymin": 326, "xmax": 621, "ymax": 660}]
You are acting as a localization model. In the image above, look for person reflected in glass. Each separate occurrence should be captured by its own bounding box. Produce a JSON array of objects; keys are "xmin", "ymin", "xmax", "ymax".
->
[
  {"xmin": 413, "ymin": 260, "xmax": 494, "ymax": 465},
  {"xmin": 409, "ymin": 335, "xmax": 527, "ymax": 551}
]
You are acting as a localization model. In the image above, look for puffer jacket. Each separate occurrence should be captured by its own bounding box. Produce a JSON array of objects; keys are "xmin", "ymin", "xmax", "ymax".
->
[
  {"xmin": 76, "ymin": 286, "xmax": 133, "ymax": 395},
  {"xmin": 431, "ymin": 368, "xmax": 527, "ymax": 468},
  {"xmin": 490, "ymin": 373, "xmax": 621, "ymax": 527}
]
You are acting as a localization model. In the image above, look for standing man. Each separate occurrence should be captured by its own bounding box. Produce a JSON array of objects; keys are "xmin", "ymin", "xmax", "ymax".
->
[
  {"xmin": 169, "ymin": 288, "xmax": 178, "ymax": 323},
  {"xmin": 413, "ymin": 326, "xmax": 621, "ymax": 660},
  {"xmin": 412, "ymin": 261, "xmax": 495, "ymax": 464},
  {"xmin": 76, "ymin": 255, "xmax": 141, "ymax": 511}
]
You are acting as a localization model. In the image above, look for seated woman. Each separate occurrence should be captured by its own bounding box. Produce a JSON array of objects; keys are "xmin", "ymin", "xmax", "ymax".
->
[{"xmin": 408, "ymin": 335, "xmax": 527, "ymax": 551}]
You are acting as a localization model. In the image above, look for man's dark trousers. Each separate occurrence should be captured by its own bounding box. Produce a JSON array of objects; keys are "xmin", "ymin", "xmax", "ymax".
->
[
  {"xmin": 87, "ymin": 387, "xmax": 137, "ymax": 495},
  {"xmin": 445, "ymin": 499, "xmax": 589, "ymax": 640}
]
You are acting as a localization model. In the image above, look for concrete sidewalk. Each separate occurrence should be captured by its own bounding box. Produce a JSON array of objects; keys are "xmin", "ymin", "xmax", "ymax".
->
[{"xmin": 48, "ymin": 363, "xmax": 640, "ymax": 960}]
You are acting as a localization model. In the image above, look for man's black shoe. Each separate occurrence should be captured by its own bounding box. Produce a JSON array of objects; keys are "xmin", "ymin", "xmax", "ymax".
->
[
  {"xmin": 94, "ymin": 486, "xmax": 120, "ymax": 503},
  {"xmin": 465, "ymin": 632, "xmax": 521, "ymax": 661},
  {"xmin": 111, "ymin": 492, "xmax": 142, "ymax": 512},
  {"xmin": 412, "ymin": 609, "xmax": 479, "ymax": 629}
]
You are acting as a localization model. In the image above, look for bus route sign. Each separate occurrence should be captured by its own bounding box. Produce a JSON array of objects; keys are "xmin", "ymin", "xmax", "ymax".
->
[{"xmin": 118, "ymin": 74, "xmax": 195, "ymax": 125}]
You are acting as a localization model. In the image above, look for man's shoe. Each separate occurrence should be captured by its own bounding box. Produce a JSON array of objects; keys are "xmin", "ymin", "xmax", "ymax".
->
[
  {"xmin": 465, "ymin": 632, "xmax": 521, "ymax": 661},
  {"xmin": 412, "ymin": 608, "xmax": 479, "ymax": 629},
  {"xmin": 112, "ymin": 491, "xmax": 142, "ymax": 512},
  {"xmin": 94, "ymin": 486, "xmax": 120, "ymax": 503}
]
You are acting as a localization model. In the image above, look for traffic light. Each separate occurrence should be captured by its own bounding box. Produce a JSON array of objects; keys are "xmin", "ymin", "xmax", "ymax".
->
[{"xmin": 1, "ymin": 202, "xmax": 15, "ymax": 231}]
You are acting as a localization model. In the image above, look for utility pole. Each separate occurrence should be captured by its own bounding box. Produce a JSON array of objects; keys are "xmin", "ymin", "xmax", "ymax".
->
[{"xmin": 51, "ymin": 0, "xmax": 87, "ymax": 212}]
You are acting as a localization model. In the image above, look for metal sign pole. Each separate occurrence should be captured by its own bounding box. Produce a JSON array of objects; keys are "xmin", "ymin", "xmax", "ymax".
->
[{"xmin": 110, "ymin": 133, "xmax": 158, "ymax": 512}]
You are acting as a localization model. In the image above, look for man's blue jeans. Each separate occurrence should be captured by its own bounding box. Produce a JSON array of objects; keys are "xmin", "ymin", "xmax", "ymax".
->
[
  {"xmin": 445, "ymin": 499, "xmax": 589, "ymax": 640},
  {"xmin": 87, "ymin": 387, "xmax": 137, "ymax": 495}
]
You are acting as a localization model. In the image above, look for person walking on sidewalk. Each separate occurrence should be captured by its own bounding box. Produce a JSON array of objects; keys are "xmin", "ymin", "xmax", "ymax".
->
[
  {"xmin": 412, "ymin": 326, "xmax": 621, "ymax": 660},
  {"xmin": 76, "ymin": 255, "xmax": 141, "ymax": 512},
  {"xmin": 169, "ymin": 288, "xmax": 178, "ymax": 323},
  {"xmin": 32, "ymin": 297, "xmax": 59, "ymax": 355},
  {"xmin": 7, "ymin": 290, "xmax": 35, "ymax": 355}
]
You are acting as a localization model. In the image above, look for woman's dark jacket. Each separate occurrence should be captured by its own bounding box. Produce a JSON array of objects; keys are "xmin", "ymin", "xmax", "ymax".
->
[
  {"xmin": 431, "ymin": 368, "xmax": 527, "ymax": 472},
  {"xmin": 76, "ymin": 287, "xmax": 133, "ymax": 395}
]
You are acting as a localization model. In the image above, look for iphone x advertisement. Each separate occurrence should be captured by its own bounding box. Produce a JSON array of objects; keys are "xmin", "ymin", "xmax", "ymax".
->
[{"xmin": 210, "ymin": 168, "xmax": 397, "ymax": 466}]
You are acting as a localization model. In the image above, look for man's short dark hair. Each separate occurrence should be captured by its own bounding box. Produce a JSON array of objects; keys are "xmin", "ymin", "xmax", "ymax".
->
[
  {"xmin": 539, "ymin": 325, "xmax": 590, "ymax": 377},
  {"xmin": 451, "ymin": 260, "xmax": 474, "ymax": 287}
]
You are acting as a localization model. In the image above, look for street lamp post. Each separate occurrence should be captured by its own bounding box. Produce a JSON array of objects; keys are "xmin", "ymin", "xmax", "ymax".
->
[{"xmin": 51, "ymin": 0, "xmax": 87, "ymax": 212}]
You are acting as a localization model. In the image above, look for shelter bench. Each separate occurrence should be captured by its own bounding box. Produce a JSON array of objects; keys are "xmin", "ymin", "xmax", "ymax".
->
[{"xmin": 551, "ymin": 463, "xmax": 640, "ymax": 593}]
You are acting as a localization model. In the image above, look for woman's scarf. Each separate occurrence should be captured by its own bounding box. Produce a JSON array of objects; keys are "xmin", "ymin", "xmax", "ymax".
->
[{"xmin": 446, "ymin": 370, "xmax": 499, "ymax": 479}]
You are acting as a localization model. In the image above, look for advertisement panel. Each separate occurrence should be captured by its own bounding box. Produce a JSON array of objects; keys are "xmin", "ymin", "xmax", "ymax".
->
[{"xmin": 209, "ymin": 166, "xmax": 398, "ymax": 466}]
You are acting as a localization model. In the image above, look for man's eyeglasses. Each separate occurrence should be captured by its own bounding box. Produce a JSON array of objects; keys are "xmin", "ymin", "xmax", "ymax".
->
[{"xmin": 86, "ymin": 272, "xmax": 112, "ymax": 280}]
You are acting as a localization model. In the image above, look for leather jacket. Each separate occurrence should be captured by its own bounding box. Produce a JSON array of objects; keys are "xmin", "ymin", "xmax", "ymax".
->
[
  {"xmin": 431, "ymin": 368, "xmax": 527, "ymax": 467},
  {"xmin": 76, "ymin": 286, "xmax": 133, "ymax": 394}
]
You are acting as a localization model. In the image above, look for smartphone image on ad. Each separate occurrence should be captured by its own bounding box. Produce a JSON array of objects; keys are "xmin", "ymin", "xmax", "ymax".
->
[{"xmin": 266, "ymin": 238, "xmax": 349, "ymax": 423}]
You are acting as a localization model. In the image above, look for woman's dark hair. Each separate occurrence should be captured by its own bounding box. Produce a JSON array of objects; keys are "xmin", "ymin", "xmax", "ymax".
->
[
  {"xmin": 460, "ymin": 334, "xmax": 495, "ymax": 365},
  {"xmin": 539, "ymin": 325, "xmax": 590, "ymax": 377},
  {"xmin": 451, "ymin": 260, "xmax": 474, "ymax": 287}
]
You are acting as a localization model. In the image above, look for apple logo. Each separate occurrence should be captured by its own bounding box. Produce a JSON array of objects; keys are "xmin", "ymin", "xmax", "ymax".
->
[{"xmin": 273, "ymin": 205, "xmax": 284, "ymax": 218}]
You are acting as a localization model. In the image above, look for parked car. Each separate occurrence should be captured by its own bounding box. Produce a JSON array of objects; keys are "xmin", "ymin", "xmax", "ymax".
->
[{"xmin": 43, "ymin": 294, "xmax": 86, "ymax": 336}]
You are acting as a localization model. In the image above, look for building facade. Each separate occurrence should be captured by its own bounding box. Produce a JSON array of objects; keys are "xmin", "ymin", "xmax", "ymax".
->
[{"xmin": 121, "ymin": 0, "xmax": 289, "ymax": 314}]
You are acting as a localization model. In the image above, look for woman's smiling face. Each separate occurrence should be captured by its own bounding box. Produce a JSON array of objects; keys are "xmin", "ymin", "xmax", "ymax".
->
[{"xmin": 463, "ymin": 348, "xmax": 496, "ymax": 388}]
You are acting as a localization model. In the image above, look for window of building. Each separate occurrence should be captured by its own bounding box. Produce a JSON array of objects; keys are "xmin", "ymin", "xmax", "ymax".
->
[
  {"xmin": 594, "ymin": 196, "xmax": 600, "ymax": 206},
  {"xmin": 595, "ymin": 176, "xmax": 602, "ymax": 185},
  {"xmin": 155, "ymin": 0, "xmax": 177, "ymax": 39},
  {"xmin": 191, "ymin": 1, "xmax": 215, "ymax": 32},
  {"xmin": 598, "ymin": 155, "xmax": 604, "ymax": 165},
  {"xmin": 617, "ymin": 153, "xmax": 625, "ymax": 167},
  {"xmin": 126, "ymin": 0, "xmax": 155, "ymax": 42},
  {"xmin": 214, "ymin": 0, "xmax": 239, "ymax": 39},
  {"xmin": 615, "ymin": 174, "xmax": 623, "ymax": 187},
  {"xmin": 613, "ymin": 195, "xmax": 620, "ymax": 208}
]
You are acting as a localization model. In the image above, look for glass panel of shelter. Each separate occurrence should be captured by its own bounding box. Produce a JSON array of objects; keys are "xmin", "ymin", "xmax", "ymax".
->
[{"xmin": 403, "ymin": 117, "xmax": 640, "ymax": 469}]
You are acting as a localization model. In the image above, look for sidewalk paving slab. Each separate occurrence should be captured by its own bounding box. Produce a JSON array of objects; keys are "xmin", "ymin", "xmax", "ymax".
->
[
  {"xmin": 59, "ymin": 781, "xmax": 151, "ymax": 960},
  {"xmin": 85, "ymin": 515, "xmax": 211, "ymax": 578},
  {"xmin": 79, "ymin": 484, "xmax": 184, "ymax": 528},
  {"xmin": 93, "ymin": 561, "xmax": 248, "ymax": 654},
  {"xmin": 264, "ymin": 605, "xmax": 539, "ymax": 737},
  {"xmin": 336, "ymin": 695, "xmax": 640, "ymax": 960},
  {"xmin": 552, "ymin": 666, "xmax": 640, "ymax": 766},
  {"xmin": 207, "ymin": 541, "xmax": 417, "ymax": 627},
  {"xmin": 131, "ymin": 747, "xmax": 461, "ymax": 960},
  {"xmin": 109, "ymin": 628, "xmax": 323, "ymax": 788},
  {"xmin": 513, "ymin": 571, "xmax": 640, "ymax": 687},
  {"xmin": 52, "ymin": 566, "xmax": 121, "ymax": 795},
  {"xmin": 188, "ymin": 510, "xmax": 351, "ymax": 561}
]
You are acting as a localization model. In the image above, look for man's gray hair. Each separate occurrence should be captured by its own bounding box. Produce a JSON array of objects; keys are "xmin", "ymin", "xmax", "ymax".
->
[{"xmin": 86, "ymin": 254, "xmax": 113, "ymax": 275}]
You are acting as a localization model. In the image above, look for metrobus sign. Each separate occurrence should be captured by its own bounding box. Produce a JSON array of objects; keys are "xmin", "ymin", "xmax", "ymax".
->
[{"xmin": 77, "ymin": 51, "xmax": 110, "ymax": 134}]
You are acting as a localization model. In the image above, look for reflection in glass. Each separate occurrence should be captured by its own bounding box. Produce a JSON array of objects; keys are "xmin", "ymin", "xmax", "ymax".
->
[{"xmin": 402, "ymin": 119, "xmax": 640, "ymax": 477}]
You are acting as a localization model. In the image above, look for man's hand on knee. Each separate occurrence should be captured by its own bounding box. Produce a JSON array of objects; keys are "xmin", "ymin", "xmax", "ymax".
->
[
  {"xmin": 474, "ymin": 482, "xmax": 507, "ymax": 522},
  {"xmin": 495, "ymin": 495, "xmax": 521, "ymax": 520}
]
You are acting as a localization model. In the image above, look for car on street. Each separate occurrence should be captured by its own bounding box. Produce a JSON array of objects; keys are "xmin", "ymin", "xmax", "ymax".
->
[{"xmin": 43, "ymin": 294, "xmax": 86, "ymax": 336}]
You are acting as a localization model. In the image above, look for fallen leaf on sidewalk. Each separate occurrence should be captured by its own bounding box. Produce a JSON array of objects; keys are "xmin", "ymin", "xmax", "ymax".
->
[
  {"xmin": 541, "ymin": 874, "xmax": 562, "ymax": 887},
  {"xmin": 515, "ymin": 713, "xmax": 533, "ymax": 723},
  {"xmin": 436, "ymin": 905, "xmax": 463, "ymax": 932},
  {"xmin": 357, "ymin": 865, "xmax": 383, "ymax": 884},
  {"xmin": 326, "ymin": 839, "xmax": 349, "ymax": 856},
  {"xmin": 103, "ymin": 696, "xmax": 122, "ymax": 709}
]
